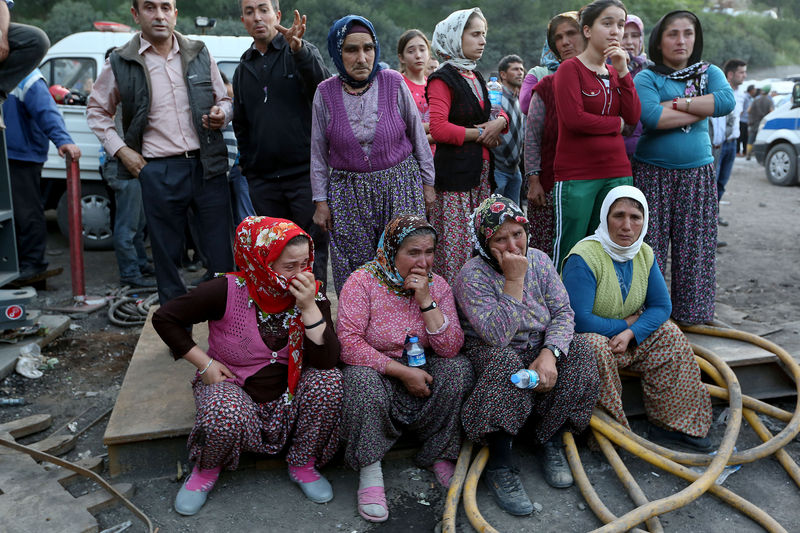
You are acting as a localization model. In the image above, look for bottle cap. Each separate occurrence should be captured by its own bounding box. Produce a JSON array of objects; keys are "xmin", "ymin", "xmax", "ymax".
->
[
  {"xmin": 490, "ymin": 76, "xmax": 497, "ymax": 81},
  {"xmin": 510, "ymin": 374, "xmax": 520, "ymax": 383},
  {"xmin": 409, "ymin": 336, "xmax": 419, "ymax": 343}
]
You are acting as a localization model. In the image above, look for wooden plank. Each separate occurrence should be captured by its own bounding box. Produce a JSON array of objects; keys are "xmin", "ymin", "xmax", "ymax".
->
[
  {"xmin": 45, "ymin": 456, "xmax": 105, "ymax": 487},
  {"xmin": 75, "ymin": 483, "xmax": 133, "ymax": 515},
  {"xmin": 103, "ymin": 308, "xmax": 202, "ymax": 446},
  {"xmin": 685, "ymin": 332, "xmax": 779, "ymax": 366},
  {"xmin": 0, "ymin": 413, "xmax": 52, "ymax": 438},
  {"xmin": 28, "ymin": 433, "xmax": 76, "ymax": 456}
]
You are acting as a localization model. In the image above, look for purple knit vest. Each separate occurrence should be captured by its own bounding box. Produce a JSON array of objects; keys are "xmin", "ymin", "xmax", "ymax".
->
[
  {"xmin": 319, "ymin": 69, "xmax": 413, "ymax": 173},
  {"xmin": 207, "ymin": 275, "xmax": 289, "ymax": 388}
]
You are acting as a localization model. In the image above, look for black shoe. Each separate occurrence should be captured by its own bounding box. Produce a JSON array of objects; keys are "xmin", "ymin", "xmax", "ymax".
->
[
  {"xmin": 648, "ymin": 425, "xmax": 713, "ymax": 452},
  {"xmin": 717, "ymin": 240, "xmax": 728, "ymax": 248},
  {"xmin": 718, "ymin": 217, "xmax": 729, "ymax": 227},
  {"xmin": 537, "ymin": 440, "xmax": 573, "ymax": 488},
  {"xmin": 121, "ymin": 276, "xmax": 157, "ymax": 288},
  {"xmin": 140, "ymin": 264, "xmax": 156, "ymax": 277},
  {"xmin": 483, "ymin": 467, "xmax": 533, "ymax": 516}
]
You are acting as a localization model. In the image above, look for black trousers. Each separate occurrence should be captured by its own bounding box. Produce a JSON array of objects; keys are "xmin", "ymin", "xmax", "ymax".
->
[
  {"xmin": 8, "ymin": 159, "xmax": 47, "ymax": 273},
  {"xmin": 0, "ymin": 24, "xmax": 49, "ymax": 99},
  {"xmin": 138, "ymin": 158, "xmax": 233, "ymax": 304},
  {"xmin": 738, "ymin": 122, "xmax": 748, "ymax": 154},
  {"xmin": 247, "ymin": 172, "xmax": 329, "ymax": 288}
]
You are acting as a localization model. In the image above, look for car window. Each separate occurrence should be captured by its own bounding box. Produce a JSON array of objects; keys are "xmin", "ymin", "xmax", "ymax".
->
[
  {"xmin": 218, "ymin": 61, "xmax": 237, "ymax": 84},
  {"xmin": 40, "ymin": 57, "xmax": 97, "ymax": 95}
]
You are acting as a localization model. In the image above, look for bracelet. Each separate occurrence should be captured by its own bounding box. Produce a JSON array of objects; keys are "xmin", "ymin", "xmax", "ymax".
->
[
  {"xmin": 198, "ymin": 358, "xmax": 214, "ymax": 375},
  {"xmin": 672, "ymin": 97, "xmax": 678, "ymax": 110},
  {"xmin": 420, "ymin": 300, "xmax": 438, "ymax": 313},
  {"xmin": 685, "ymin": 97, "xmax": 693, "ymax": 112},
  {"xmin": 477, "ymin": 127, "xmax": 484, "ymax": 136},
  {"xmin": 304, "ymin": 317, "xmax": 325, "ymax": 330}
]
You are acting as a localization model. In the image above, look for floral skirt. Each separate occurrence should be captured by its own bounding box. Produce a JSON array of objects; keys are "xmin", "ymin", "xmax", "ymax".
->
[
  {"xmin": 460, "ymin": 336, "xmax": 599, "ymax": 444},
  {"xmin": 431, "ymin": 160, "xmax": 492, "ymax": 285},
  {"xmin": 188, "ymin": 368, "xmax": 342, "ymax": 470},
  {"xmin": 581, "ymin": 320, "xmax": 712, "ymax": 437},
  {"xmin": 527, "ymin": 190, "xmax": 554, "ymax": 259},
  {"xmin": 328, "ymin": 155, "xmax": 425, "ymax": 294}
]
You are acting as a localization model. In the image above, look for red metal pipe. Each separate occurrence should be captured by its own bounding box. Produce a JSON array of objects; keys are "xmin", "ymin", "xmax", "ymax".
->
[{"xmin": 65, "ymin": 156, "xmax": 86, "ymax": 301}]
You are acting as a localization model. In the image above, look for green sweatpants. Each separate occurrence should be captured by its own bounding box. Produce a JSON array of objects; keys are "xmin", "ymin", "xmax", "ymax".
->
[{"xmin": 552, "ymin": 176, "xmax": 632, "ymax": 271}]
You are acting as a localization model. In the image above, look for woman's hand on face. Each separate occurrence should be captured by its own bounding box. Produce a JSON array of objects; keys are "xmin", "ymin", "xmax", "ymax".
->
[
  {"xmin": 608, "ymin": 329, "xmax": 635, "ymax": 354},
  {"xmin": 475, "ymin": 117, "xmax": 505, "ymax": 147},
  {"xmin": 312, "ymin": 201, "xmax": 332, "ymax": 232},
  {"xmin": 289, "ymin": 271, "xmax": 318, "ymax": 312},
  {"xmin": 529, "ymin": 349, "xmax": 558, "ymax": 392},
  {"xmin": 201, "ymin": 360, "xmax": 236, "ymax": 386},
  {"xmin": 604, "ymin": 42, "xmax": 629, "ymax": 77},
  {"xmin": 404, "ymin": 266, "xmax": 432, "ymax": 306},
  {"xmin": 493, "ymin": 248, "xmax": 528, "ymax": 282},
  {"xmin": 402, "ymin": 366, "xmax": 433, "ymax": 397}
]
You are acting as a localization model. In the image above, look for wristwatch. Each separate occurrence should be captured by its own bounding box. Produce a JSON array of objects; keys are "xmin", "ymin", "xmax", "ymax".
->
[
  {"xmin": 420, "ymin": 300, "xmax": 438, "ymax": 313},
  {"xmin": 544, "ymin": 344, "xmax": 561, "ymax": 360}
]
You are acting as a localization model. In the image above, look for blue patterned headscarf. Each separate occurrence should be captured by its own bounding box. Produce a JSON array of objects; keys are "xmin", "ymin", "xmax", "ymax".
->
[{"xmin": 327, "ymin": 15, "xmax": 382, "ymax": 89}]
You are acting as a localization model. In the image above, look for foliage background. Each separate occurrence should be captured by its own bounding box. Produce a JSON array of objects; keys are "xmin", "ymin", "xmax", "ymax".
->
[{"xmin": 9, "ymin": 0, "xmax": 800, "ymax": 75}]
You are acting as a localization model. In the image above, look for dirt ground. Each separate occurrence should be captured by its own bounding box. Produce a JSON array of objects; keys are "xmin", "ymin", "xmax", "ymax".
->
[{"xmin": 1, "ymin": 156, "xmax": 800, "ymax": 532}]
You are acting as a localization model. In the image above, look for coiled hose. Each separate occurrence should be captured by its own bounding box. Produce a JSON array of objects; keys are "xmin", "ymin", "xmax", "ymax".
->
[
  {"xmin": 107, "ymin": 287, "xmax": 159, "ymax": 327},
  {"xmin": 443, "ymin": 324, "xmax": 800, "ymax": 532}
]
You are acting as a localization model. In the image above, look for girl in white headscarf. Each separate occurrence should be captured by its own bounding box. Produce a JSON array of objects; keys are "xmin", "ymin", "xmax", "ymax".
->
[
  {"xmin": 561, "ymin": 185, "xmax": 713, "ymax": 451},
  {"xmin": 426, "ymin": 7, "xmax": 509, "ymax": 285}
]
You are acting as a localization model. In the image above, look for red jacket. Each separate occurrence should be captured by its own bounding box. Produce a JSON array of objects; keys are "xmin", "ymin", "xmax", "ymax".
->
[{"xmin": 553, "ymin": 57, "xmax": 640, "ymax": 181}]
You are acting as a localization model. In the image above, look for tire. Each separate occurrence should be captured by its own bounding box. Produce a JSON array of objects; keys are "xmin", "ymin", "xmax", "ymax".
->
[
  {"xmin": 765, "ymin": 143, "xmax": 799, "ymax": 186},
  {"xmin": 56, "ymin": 181, "xmax": 114, "ymax": 250}
]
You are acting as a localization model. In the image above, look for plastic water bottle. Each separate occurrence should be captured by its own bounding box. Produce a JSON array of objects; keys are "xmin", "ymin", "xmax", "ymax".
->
[
  {"xmin": 487, "ymin": 76, "xmax": 503, "ymax": 119},
  {"xmin": 406, "ymin": 336, "xmax": 427, "ymax": 368},
  {"xmin": 510, "ymin": 369, "xmax": 539, "ymax": 389}
]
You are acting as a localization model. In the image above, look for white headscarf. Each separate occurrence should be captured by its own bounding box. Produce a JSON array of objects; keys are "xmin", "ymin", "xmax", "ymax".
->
[
  {"xmin": 432, "ymin": 8, "xmax": 484, "ymax": 72},
  {"xmin": 582, "ymin": 185, "xmax": 649, "ymax": 263}
]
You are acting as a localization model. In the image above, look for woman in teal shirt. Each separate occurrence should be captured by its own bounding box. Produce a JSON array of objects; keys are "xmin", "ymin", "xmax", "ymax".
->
[{"xmin": 632, "ymin": 10, "xmax": 734, "ymax": 325}]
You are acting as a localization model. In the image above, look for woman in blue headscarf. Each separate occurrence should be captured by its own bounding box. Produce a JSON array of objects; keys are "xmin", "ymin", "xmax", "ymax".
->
[{"xmin": 310, "ymin": 15, "xmax": 435, "ymax": 294}]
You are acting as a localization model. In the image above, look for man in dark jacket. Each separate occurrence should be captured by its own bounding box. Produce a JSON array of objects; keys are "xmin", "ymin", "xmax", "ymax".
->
[
  {"xmin": 234, "ymin": 0, "xmax": 330, "ymax": 286},
  {"xmin": 88, "ymin": 0, "xmax": 234, "ymax": 304}
]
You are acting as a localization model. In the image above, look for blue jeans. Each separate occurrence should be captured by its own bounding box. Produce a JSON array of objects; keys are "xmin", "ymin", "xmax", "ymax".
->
[
  {"xmin": 716, "ymin": 139, "xmax": 737, "ymax": 200},
  {"xmin": 493, "ymin": 167, "xmax": 522, "ymax": 205},
  {"xmin": 110, "ymin": 176, "xmax": 148, "ymax": 280},
  {"xmin": 229, "ymin": 165, "xmax": 255, "ymax": 227}
]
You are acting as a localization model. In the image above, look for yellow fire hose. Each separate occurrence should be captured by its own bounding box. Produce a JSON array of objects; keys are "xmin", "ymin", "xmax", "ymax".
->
[{"xmin": 443, "ymin": 324, "xmax": 800, "ymax": 532}]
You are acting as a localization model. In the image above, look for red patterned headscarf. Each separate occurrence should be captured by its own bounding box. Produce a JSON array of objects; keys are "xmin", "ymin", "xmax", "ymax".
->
[{"xmin": 231, "ymin": 216, "xmax": 320, "ymax": 399}]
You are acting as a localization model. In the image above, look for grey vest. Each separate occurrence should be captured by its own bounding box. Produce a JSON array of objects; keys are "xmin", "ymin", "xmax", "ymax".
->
[{"xmin": 109, "ymin": 32, "xmax": 228, "ymax": 180}]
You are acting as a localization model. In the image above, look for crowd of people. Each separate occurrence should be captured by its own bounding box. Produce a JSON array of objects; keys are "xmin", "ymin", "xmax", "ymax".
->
[{"xmin": 2, "ymin": 0, "xmax": 756, "ymax": 523}]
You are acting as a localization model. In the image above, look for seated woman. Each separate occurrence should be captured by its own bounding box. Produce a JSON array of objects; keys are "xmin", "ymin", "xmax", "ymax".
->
[
  {"xmin": 153, "ymin": 216, "xmax": 342, "ymax": 516},
  {"xmin": 561, "ymin": 186, "xmax": 712, "ymax": 450},
  {"xmin": 336, "ymin": 215, "xmax": 472, "ymax": 523},
  {"xmin": 453, "ymin": 196, "xmax": 599, "ymax": 517}
]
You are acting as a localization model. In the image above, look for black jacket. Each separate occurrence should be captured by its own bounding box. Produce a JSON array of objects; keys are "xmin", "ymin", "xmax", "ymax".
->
[{"xmin": 232, "ymin": 34, "xmax": 329, "ymax": 179}]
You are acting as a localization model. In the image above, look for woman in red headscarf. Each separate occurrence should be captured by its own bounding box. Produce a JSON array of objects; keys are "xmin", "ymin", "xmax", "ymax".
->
[{"xmin": 153, "ymin": 216, "xmax": 342, "ymax": 516}]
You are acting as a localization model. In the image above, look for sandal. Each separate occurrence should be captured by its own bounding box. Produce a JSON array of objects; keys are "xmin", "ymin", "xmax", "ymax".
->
[
  {"xmin": 357, "ymin": 485, "xmax": 389, "ymax": 522},
  {"xmin": 428, "ymin": 460, "xmax": 456, "ymax": 488}
]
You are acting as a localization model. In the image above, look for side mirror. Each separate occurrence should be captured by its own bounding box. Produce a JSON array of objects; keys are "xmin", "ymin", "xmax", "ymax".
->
[{"xmin": 792, "ymin": 82, "xmax": 800, "ymax": 109}]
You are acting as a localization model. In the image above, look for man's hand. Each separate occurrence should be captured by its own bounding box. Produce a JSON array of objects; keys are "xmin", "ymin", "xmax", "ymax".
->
[
  {"xmin": 202, "ymin": 105, "xmax": 225, "ymax": 130},
  {"xmin": 58, "ymin": 144, "xmax": 81, "ymax": 161},
  {"xmin": 276, "ymin": 10, "xmax": 306, "ymax": 53},
  {"xmin": 115, "ymin": 146, "xmax": 147, "ymax": 178}
]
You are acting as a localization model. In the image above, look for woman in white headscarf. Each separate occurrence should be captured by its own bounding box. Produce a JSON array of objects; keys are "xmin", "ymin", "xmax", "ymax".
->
[
  {"xmin": 561, "ymin": 185, "xmax": 713, "ymax": 451},
  {"xmin": 427, "ymin": 7, "xmax": 508, "ymax": 284}
]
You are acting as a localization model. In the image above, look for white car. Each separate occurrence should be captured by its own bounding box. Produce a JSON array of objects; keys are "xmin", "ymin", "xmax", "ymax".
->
[{"xmin": 752, "ymin": 81, "xmax": 800, "ymax": 187}]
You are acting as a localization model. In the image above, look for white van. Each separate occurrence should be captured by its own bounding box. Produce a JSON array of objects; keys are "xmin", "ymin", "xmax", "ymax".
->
[
  {"xmin": 38, "ymin": 30, "xmax": 251, "ymax": 248},
  {"xmin": 752, "ymin": 81, "xmax": 800, "ymax": 187}
]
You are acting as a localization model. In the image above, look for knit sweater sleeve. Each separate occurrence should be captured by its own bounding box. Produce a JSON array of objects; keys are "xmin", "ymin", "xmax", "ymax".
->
[
  {"xmin": 397, "ymin": 80, "xmax": 435, "ymax": 186},
  {"xmin": 310, "ymin": 87, "xmax": 331, "ymax": 202},
  {"xmin": 562, "ymin": 254, "xmax": 628, "ymax": 338},
  {"xmin": 519, "ymin": 72, "xmax": 539, "ymax": 115},
  {"xmin": 554, "ymin": 59, "xmax": 622, "ymax": 135},
  {"xmin": 428, "ymin": 78, "xmax": 466, "ymax": 146},
  {"xmin": 629, "ymin": 261, "xmax": 671, "ymax": 343}
]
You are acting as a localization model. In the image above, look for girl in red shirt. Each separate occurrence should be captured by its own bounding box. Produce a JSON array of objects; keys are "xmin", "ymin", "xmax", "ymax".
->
[{"xmin": 552, "ymin": 0, "xmax": 640, "ymax": 270}]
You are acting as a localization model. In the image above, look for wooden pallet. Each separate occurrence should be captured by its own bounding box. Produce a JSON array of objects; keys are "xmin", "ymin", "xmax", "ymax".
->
[{"xmin": 0, "ymin": 414, "xmax": 132, "ymax": 533}]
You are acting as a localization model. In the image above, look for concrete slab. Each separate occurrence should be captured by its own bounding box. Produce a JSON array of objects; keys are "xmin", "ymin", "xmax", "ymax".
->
[{"xmin": 0, "ymin": 314, "xmax": 72, "ymax": 380}]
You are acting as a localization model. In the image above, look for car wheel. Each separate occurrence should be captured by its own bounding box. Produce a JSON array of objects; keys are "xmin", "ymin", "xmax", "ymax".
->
[
  {"xmin": 56, "ymin": 181, "xmax": 114, "ymax": 250},
  {"xmin": 765, "ymin": 143, "xmax": 799, "ymax": 186}
]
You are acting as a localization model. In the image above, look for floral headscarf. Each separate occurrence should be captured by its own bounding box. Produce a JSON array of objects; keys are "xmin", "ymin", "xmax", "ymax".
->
[
  {"xmin": 470, "ymin": 195, "xmax": 530, "ymax": 273},
  {"xmin": 361, "ymin": 215, "xmax": 437, "ymax": 297},
  {"xmin": 231, "ymin": 216, "xmax": 320, "ymax": 399},
  {"xmin": 327, "ymin": 15, "xmax": 382, "ymax": 89},
  {"xmin": 580, "ymin": 185, "xmax": 649, "ymax": 263},
  {"xmin": 432, "ymin": 7, "xmax": 485, "ymax": 71}
]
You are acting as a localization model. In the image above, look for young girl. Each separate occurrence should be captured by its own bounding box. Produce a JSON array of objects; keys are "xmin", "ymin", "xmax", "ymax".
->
[
  {"xmin": 427, "ymin": 7, "xmax": 508, "ymax": 284},
  {"xmin": 397, "ymin": 29, "xmax": 432, "ymax": 124},
  {"xmin": 552, "ymin": 0, "xmax": 641, "ymax": 270}
]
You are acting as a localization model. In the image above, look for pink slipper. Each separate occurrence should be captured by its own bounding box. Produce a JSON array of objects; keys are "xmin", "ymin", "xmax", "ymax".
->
[
  {"xmin": 429, "ymin": 460, "xmax": 456, "ymax": 488},
  {"xmin": 357, "ymin": 486, "xmax": 389, "ymax": 522}
]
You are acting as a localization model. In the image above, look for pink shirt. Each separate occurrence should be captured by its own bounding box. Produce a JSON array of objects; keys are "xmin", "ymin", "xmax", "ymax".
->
[
  {"xmin": 337, "ymin": 269, "xmax": 464, "ymax": 374},
  {"xmin": 87, "ymin": 33, "xmax": 232, "ymax": 159}
]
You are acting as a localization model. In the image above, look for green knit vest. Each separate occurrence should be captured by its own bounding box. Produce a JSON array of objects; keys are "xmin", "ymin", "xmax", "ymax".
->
[{"xmin": 566, "ymin": 240, "xmax": 654, "ymax": 319}]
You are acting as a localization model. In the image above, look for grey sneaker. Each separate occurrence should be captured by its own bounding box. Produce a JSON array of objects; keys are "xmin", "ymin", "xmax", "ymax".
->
[
  {"xmin": 538, "ymin": 440, "xmax": 573, "ymax": 488},
  {"xmin": 483, "ymin": 467, "xmax": 533, "ymax": 516}
]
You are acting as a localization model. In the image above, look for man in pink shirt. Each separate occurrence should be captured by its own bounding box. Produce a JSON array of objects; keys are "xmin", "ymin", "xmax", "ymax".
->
[{"xmin": 88, "ymin": 0, "xmax": 234, "ymax": 304}]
